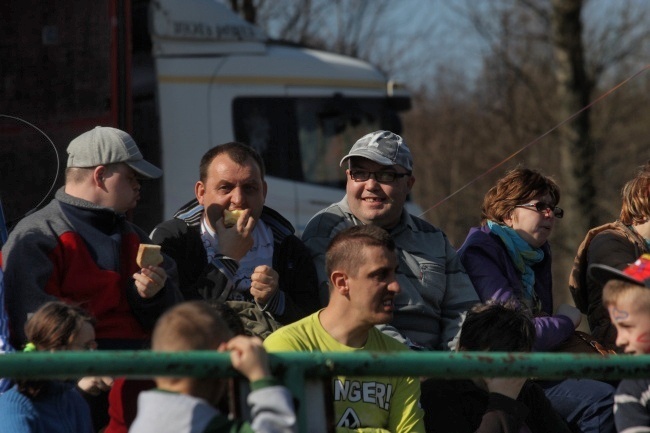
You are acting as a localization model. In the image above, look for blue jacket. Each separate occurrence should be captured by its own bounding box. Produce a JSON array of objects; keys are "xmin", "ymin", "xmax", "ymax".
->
[{"xmin": 0, "ymin": 382, "xmax": 93, "ymax": 433}]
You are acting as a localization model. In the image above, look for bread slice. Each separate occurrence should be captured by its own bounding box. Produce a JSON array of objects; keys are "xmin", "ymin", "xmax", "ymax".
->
[
  {"xmin": 223, "ymin": 209, "xmax": 244, "ymax": 227},
  {"xmin": 136, "ymin": 244, "xmax": 163, "ymax": 268}
]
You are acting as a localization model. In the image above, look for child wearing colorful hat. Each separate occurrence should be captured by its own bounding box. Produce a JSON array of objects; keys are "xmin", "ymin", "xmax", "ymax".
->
[{"xmin": 589, "ymin": 253, "xmax": 650, "ymax": 431}]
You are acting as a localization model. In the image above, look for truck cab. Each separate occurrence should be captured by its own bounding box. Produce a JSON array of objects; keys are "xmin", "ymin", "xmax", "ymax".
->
[
  {"xmin": 147, "ymin": 0, "xmax": 415, "ymax": 233},
  {"xmin": 1, "ymin": 0, "xmax": 416, "ymax": 235}
]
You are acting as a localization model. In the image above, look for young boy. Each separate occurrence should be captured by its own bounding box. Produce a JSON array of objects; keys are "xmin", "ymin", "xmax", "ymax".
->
[
  {"xmin": 420, "ymin": 300, "xmax": 572, "ymax": 433},
  {"xmin": 129, "ymin": 301, "xmax": 296, "ymax": 433},
  {"xmin": 590, "ymin": 253, "xmax": 650, "ymax": 432}
]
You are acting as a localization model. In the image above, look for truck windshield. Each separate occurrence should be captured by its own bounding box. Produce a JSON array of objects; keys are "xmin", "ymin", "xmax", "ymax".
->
[{"xmin": 233, "ymin": 97, "xmax": 408, "ymax": 189}]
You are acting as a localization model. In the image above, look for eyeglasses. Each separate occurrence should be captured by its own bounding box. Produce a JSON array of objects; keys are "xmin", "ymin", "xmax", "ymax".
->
[
  {"xmin": 349, "ymin": 170, "xmax": 411, "ymax": 183},
  {"xmin": 515, "ymin": 202, "xmax": 564, "ymax": 218}
]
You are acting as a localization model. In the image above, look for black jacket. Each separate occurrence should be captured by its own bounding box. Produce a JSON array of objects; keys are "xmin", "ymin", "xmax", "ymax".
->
[{"xmin": 151, "ymin": 200, "xmax": 321, "ymax": 325}]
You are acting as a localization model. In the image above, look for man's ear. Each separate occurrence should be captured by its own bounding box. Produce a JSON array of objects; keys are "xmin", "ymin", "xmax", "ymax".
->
[
  {"xmin": 330, "ymin": 270, "xmax": 349, "ymax": 296},
  {"xmin": 406, "ymin": 174, "xmax": 415, "ymax": 191},
  {"xmin": 195, "ymin": 181, "xmax": 205, "ymax": 205},
  {"xmin": 93, "ymin": 166, "xmax": 107, "ymax": 187}
]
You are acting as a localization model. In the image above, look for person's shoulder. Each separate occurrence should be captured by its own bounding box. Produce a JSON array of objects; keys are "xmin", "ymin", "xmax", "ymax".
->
[
  {"xmin": 153, "ymin": 217, "xmax": 190, "ymax": 235},
  {"xmin": 616, "ymin": 378, "xmax": 650, "ymax": 395},
  {"xmin": 458, "ymin": 226, "xmax": 496, "ymax": 253},
  {"xmin": 405, "ymin": 212, "xmax": 442, "ymax": 233},
  {"xmin": 2, "ymin": 201, "xmax": 64, "ymax": 256},
  {"xmin": 0, "ymin": 385, "xmax": 33, "ymax": 409},
  {"xmin": 589, "ymin": 225, "xmax": 633, "ymax": 248},
  {"xmin": 302, "ymin": 203, "xmax": 349, "ymax": 239},
  {"xmin": 260, "ymin": 206, "xmax": 295, "ymax": 237},
  {"xmin": 370, "ymin": 327, "xmax": 410, "ymax": 352},
  {"xmin": 264, "ymin": 312, "xmax": 320, "ymax": 350},
  {"xmin": 7, "ymin": 199, "xmax": 61, "ymax": 233}
]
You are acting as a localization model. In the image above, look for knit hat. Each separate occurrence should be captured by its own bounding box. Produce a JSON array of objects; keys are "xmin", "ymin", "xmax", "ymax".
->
[
  {"xmin": 340, "ymin": 130, "xmax": 412, "ymax": 171},
  {"xmin": 589, "ymin": 254, "xmax": 650, "ymax": 289},
  {"xmin": 67, "ymin": 126, "xmax": 162, "ymax": 179}
]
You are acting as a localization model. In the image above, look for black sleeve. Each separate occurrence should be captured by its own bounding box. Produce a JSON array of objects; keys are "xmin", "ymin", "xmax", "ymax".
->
[
  {"xmin": 273, "ymin": 235, "xmax": 324, "ymax": 325},
  {"xmin": 151, "ymin": 219, "xmax": 237, "ymax": 302},
  {"xmin": 127, "ymin": 225, "xmax": 184, "ymax": 330}
]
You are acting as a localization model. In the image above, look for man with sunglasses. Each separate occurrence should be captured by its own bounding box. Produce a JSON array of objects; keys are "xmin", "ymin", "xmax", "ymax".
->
[{"xmin": 301, "ymin": 130, "xmax": 478, "ymax": 351}]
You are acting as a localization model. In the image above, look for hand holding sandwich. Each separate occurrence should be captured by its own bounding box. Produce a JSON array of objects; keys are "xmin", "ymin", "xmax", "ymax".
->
[{"xmin": 133, "ymin": 244, "xmax": 168, "ymax": 298}]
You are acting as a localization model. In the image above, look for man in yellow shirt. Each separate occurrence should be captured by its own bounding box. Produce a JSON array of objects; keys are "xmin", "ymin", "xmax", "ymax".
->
[{"xmin": 264, "ymin": 225, "xmax": 424, "ymax": 432}]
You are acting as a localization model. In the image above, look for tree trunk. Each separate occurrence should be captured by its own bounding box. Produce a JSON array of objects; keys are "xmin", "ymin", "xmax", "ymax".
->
[{"xmin": 551, "ymin": 0, "xmax": 596, "ymax": 259}]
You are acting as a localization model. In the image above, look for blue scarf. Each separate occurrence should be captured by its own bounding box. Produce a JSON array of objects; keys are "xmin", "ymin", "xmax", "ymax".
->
[{"xmin": 487, "ymin": 220, "xmax": 544, "ymax": 312}]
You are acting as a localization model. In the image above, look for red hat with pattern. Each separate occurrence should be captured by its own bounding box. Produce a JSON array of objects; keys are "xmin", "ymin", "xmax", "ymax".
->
[{"xmin": 589, "ymin": 254, "xmax": 650, "ymax": 288}]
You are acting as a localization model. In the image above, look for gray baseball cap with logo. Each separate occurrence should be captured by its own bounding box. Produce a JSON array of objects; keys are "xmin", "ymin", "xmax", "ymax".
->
[
  {"xmin": 66, "ymin": 126, "xmax": 162, "ymax": 179},
  {"xmin": 340, "ymin": 130, "xmax": 413, "ymax": 172}
]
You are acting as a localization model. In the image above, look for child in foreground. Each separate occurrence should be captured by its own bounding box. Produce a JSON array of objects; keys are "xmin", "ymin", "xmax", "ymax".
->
[
  {"xmin": 0, "ymin": 301, "xmax": 99, "ymax": 433},
  {"xmin": 129, "ymin": 301, "xmax": 296, "ymax": 433},
  {"xmin": 590, "ymin": 254, "xmax": 650, "ymax": 432}
]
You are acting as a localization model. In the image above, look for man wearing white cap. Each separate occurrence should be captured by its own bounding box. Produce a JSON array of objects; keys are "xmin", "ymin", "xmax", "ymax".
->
[
  {"xmin": 302, "ymin": 130, "xmax": 478, "ymax": 351},
  {"xmin": 1, "ymin": 126, "xmax": 182, "ymax": 349}
]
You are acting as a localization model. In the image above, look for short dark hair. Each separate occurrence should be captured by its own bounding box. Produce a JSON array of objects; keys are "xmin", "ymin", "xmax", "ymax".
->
[
  {"xmin": 458, "ymin": 300, "xmax": 535, "ymax": 352},
  {"xmin": 481, "ymin": 167, "xmax": 560, "ymax": 225},
  {"xmin": 325, "ymin": 225, "xmax": 395, "ymax": 278},
  {"xmin": 199, "ymin": 142, "xmax": 266, "ymax": 183}
]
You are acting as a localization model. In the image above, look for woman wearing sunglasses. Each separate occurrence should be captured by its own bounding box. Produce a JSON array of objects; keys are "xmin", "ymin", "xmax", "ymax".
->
[{"xmin": 458, "ymin": 167, "xmax": 615, "ymax": 433}]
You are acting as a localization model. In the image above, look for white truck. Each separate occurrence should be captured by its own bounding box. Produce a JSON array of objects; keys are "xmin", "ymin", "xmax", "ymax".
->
[{"xmin": 1, "ymin": 0, "xmax": 416, "ymax": 234}]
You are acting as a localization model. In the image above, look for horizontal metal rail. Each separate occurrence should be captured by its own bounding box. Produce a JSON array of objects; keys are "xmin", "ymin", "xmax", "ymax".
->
[
  {"xmin": 2, "ymin": 351, "xmax": 645, "ymax": 433},
  {"xmin": 0, "ymin": 350, "xmax": 648, "ymax": 380}
]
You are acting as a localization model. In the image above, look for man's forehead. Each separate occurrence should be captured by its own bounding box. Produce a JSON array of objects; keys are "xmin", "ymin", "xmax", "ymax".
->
[
  {"xmin": 210, "ymin": 155, "xmax": 263, "ymax": 178},
  {"xmin": 362, "ymin": 245, "xmax": 398, "ymax": 265}
]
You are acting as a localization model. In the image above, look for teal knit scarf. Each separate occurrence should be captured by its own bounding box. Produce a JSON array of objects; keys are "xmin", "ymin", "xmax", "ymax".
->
[{"xmin": 487, "ymin": 220, "xmax": 544, "ymax": 312}]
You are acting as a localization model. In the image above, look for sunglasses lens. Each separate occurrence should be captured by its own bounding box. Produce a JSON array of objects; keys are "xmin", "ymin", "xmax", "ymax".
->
[{"xmin": 534, "ymin": 202, "xmax": 563, "ymax": 218}]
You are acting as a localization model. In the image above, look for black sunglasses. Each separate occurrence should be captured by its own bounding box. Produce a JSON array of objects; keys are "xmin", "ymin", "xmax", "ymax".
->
[{"xmin": 515, "ymin": 202, "xmax": 564, "ymax": 218}]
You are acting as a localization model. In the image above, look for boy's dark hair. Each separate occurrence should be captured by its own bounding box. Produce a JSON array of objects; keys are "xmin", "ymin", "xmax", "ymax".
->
[
  {"xmin": 325, "ymin": 225, "xmax": 395, "ymax": 278},
  {"xmin": 458, "ymin": 300, "xmax": 535, "ymax": 352}
]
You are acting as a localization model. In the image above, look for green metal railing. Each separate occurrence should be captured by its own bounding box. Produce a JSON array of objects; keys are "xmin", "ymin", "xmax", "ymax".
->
[{"xmin": 2, "ymin": 351, "xmax": 647, "ymax": 431}]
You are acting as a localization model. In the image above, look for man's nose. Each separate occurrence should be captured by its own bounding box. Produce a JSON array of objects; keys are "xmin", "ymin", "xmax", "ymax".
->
[
  {"xmin": 365, "ymin": 177, "xmax": 381, "ymax": 190},
  {"xmin": 388, "ymin": 280, "xmax": 400, "ymax": 294},
  {"xmin": 230, "ymin": 187, "xmax": 244, "ymax": 206}
]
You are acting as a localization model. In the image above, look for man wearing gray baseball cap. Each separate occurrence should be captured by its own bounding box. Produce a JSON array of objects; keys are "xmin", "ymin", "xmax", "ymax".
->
[
  {"xmin": 302, "ymin": 130, "xmax": 478, "ymax": 351},
  {"xmin": 2, "ymin": 126, "xmax": 182, "ymax": 349}
]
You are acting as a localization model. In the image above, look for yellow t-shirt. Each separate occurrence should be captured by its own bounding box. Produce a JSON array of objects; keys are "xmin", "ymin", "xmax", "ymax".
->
[{"xmin": 264, "ymin": 311, "xmax": 425, "ymax": 433}]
